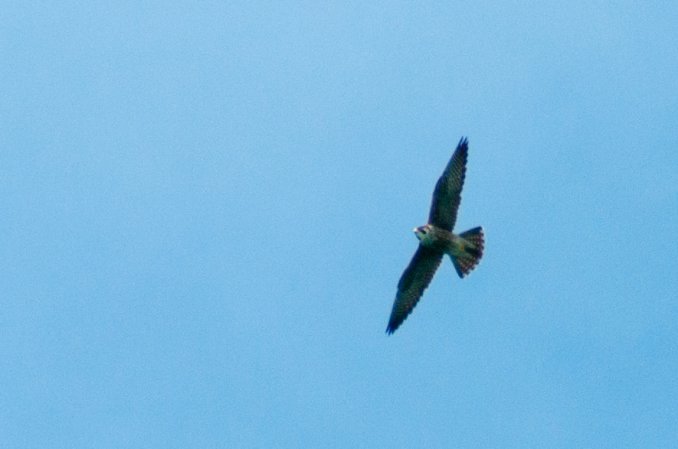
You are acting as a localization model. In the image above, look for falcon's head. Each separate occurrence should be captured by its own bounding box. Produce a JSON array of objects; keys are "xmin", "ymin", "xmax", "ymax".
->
[{"xmin": 413, "ymin": 224, "xmax": 434, "ymax": 243}]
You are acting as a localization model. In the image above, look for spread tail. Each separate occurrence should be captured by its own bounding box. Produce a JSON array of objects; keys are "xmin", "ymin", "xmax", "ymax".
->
[{"xmin": 451, "ymin": 226, "xmax": 484, "ymax": 278}]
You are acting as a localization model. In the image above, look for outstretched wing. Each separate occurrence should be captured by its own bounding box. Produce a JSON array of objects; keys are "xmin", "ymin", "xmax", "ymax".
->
[
  {"xmin": 428, "ymin": 137, "xmax": 468, "ymax": 231},
  {"xmin": 386, "ymin": 246, "xmax": 443, "ymax": 334}
]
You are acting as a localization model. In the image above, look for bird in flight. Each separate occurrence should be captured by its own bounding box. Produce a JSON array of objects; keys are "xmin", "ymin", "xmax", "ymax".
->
[{"xmin": 386, "ymin": 137, "xmax": 484, "ymax": 334}]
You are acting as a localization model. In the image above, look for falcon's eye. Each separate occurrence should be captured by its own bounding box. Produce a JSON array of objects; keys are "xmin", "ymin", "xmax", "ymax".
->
[{"xmin": 420, "ymin": 228, "xmax": 427, "ymax": 234}]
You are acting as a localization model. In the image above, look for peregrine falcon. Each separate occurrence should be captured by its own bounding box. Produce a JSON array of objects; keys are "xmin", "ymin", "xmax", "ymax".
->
[{"xmin": 386, "ymin": 137, "xmax": 484, "ymax": 334}]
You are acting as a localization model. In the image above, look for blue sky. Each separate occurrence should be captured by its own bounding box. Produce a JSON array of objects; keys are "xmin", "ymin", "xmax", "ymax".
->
[{"xmin": 2, "ymin": 2, "xmax": 677, "ymax": 448}]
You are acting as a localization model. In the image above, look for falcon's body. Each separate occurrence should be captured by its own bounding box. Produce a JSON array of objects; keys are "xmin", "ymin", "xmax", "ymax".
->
[
  {"xmin": 386, "ymin": 137, "xmax": 484, "ymax": 334},
  {"xmin": 414, "ymin": 224, "xmax": 477, "ymax": 259}
]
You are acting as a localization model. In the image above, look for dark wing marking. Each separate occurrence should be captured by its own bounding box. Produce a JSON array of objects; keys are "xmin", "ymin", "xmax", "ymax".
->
[
  {"xmin": 428, "ymin": 137, "xmax": 469, "ymax": 231},
  {"xmin": 386, "ymin": 246, "xmax": 443, "ymax": 334}
]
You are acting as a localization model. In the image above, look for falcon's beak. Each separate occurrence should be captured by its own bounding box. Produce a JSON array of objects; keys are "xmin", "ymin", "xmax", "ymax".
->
[{"xmin": 412, "ymin": 227, "xmax": 419, "ymax": 234}]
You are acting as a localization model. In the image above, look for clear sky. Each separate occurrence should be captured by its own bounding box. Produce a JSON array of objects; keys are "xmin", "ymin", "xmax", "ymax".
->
[{"xmin": 2, "ymin": 2, "xmax": 677, "ymax": 448}]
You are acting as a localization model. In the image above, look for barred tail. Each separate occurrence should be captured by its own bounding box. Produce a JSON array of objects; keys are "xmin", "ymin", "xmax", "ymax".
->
[{"xmin": 451, "ymin": 226, "xmax": 484, "ymax": 278}]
